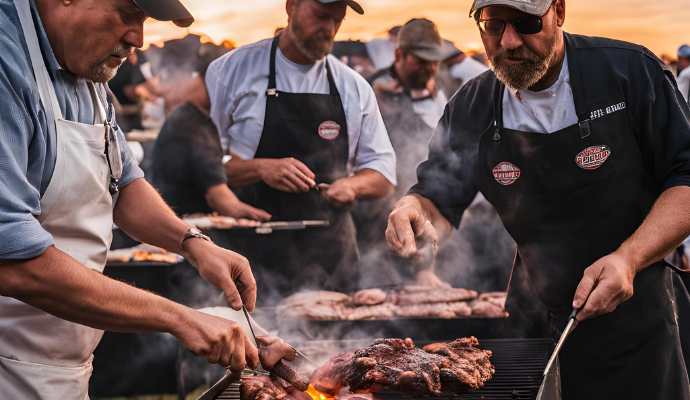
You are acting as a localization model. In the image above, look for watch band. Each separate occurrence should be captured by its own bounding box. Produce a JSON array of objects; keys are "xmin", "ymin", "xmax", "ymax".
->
[{"xmin": 181, "ymin": 227, "xmax": 211, "ymax": 247}]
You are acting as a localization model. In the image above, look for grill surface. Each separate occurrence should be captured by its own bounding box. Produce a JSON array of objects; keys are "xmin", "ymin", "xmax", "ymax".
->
[{"xmin": 211, "ymin": 338, "xmax": 555, "ymax": 400}]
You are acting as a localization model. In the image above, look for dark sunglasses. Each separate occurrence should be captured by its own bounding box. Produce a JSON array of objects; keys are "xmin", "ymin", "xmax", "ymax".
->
[{"xmin": 477, "ymin": 14, "xmax": 544, "ymax": 37}]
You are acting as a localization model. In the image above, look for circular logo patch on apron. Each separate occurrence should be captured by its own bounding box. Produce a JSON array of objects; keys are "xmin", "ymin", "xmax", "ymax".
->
[
  {"xmin": 492, "ymin": 162, "xmax": 521, "ymax": 186},
  {"xmin": 575, "ymin": 145, "xmax": 611, "ymax": 170},
  {"xmin": 318, "ymin": 121, "xmax": 341, "ymax": 141}
]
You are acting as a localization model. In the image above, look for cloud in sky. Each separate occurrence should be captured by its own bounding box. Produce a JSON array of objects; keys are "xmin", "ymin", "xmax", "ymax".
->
[{"xmin": 144, "ymin": 0, "xmax": 690, "ymax": 56}]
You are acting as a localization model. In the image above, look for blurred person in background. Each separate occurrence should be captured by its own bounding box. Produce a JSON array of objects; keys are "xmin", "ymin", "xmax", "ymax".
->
[
  {"xmin": 386, "ymin": 0, "xmax": 690, "ymax": 397},
  {"xmin": 206, "ymin": 0, "xmax": 396, "ymax": 300},
  {"xmin": 152, "ymin": 44, "xmax": 271, "ymax": 221},
  {"xmin": 678, "ymin": 44, "xmax": 690, "ymax": 103},
  {"xmin": 365, "ymin": 25, "xmax": 401, "ymax": 71},
  {"xmin": 438, "ymin": 40, "xmax": 489, "ymax": 96},
  {"xmin": 355, "ymin": 19, "xmax": 448, "ymax": 287},
  {"xmin": 109, "ymin": 49, "xmax": 161, "ymax": 132}
]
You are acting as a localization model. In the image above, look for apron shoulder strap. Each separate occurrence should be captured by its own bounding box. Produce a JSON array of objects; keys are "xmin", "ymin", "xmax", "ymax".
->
[
  {"xmin": 14, "ymin": 0, "xmax": 63, "ymax": 122},
  {"xmin": 267, "ymin": 35, "xmax": 340, "ymax": 97}
]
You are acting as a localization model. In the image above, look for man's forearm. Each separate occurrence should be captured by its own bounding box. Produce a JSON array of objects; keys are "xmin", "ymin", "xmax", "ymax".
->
[
  {"xmin": 0, "ymin": 246, "xmax": 188, "ymax": 334},
  {"xmin": 225, "ymin": 157, "xmax": 265, "ymax": 188},
  {"xmin": 346, "ymin": 169, "xmax": 394, "ymax": 199},
  {"xmin": 114, "ymin": 178, "xmax": 188, "ymax": 254},
  {"xmin": 617, "ymin": 186, "xmax": 690, "ymax": 272}
]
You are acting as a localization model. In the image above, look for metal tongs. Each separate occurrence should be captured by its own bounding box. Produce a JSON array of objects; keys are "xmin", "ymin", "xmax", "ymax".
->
[
  {"xmin": 241, "ymin": 305, "xmax": 314, "ymax": 365},
  {"xmin": 535, "ymin": 309, "xmax": 579, "ymax": 400}
]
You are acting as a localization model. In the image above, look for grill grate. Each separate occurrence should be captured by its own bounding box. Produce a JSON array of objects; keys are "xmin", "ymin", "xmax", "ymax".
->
[{"xmin": 211, "ymin": 339, "xmax": 554, "ymax": 400}]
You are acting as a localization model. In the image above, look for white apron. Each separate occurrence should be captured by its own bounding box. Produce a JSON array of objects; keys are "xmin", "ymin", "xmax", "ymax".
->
[{"xmin": 0, "ymin": 0, "xmax": 122, "ymax": 398}]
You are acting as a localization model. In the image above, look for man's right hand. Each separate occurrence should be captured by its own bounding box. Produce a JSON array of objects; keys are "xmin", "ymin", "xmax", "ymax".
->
[
  {"xmin": 386, "ymin": 196, "xmax": 440, "ymax": 258},
  {"xmin": 260, "ymin": 158, "xmax": 316, "ymax": 193},
  {"xmin": 175, "ymin": 310, "xmax": 259, "ymax": 372}
]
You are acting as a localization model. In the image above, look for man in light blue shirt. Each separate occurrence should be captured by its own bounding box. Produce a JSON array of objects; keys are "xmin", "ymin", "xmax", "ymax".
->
[{"xmin": 0, "ymin": 1, "xmax": 286, "ymax": 395}]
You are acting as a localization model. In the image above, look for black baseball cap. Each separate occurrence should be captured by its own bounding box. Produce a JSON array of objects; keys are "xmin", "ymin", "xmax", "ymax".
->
[
  {"xmin": 132, "ymin": 0, "xmax": 195, "ymax": 27},
  {"xmin": 317, "ymin": 0, "xmax": 364, "ymax": 15}
]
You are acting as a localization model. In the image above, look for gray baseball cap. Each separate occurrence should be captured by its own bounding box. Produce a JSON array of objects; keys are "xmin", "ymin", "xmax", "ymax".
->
[
  {"xmin": 679, "ymin": 44, "xmax": 690, "ymax": 59},
  {"xmin": 132, "ymin": 0, "xmax": 194, "ymax": 27},
  {"xmin": 317, "ymin": 0, "xmax": 364, "ymax": 15},
  {"xmin": 397, "ymin": 18, "xmax": 445, "ymax": 62},
  {"xmin": 470, "ymin": 0, "xmax": 553, "ymax": 17}
]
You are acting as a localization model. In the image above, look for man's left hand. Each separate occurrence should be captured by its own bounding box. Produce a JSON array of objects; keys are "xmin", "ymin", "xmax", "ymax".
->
[
  {"xmin": 322, "ymin": 178, "xmax": 357, "ymax": 207},
  {"xmin": 572, "ymin": 252, "xmax": 637, "ymax": 321},
  {"xmin": 183, "ymin": 239, "xmax": 257, "ymax": 312}
]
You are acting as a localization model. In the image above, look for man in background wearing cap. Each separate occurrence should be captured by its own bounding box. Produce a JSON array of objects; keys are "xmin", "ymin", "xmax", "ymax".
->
[
  {"xmin": 386, "ymin": 0, "xmax": 690, "ymax": 398},
  {"xmin": 678, "ymin": 44, "xmax": 690, "ymax": 103},
  {"xmin": 0, "ymin": 1, "xmax": 295, "ymax": 398},
  {"xmin": 354, "ymin": 19, "xmax": 449, "ymax": 286},
  {"xmin": 206, "ymin": 0, "xmax": 396, "ymax": 299}
]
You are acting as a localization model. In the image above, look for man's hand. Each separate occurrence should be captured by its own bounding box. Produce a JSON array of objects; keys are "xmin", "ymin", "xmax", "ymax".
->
[
  {"xmin": 228, "ymin": 200, "xmax": 272, "ymax": 222},
  {"xmin": 260, "ymin": 158, "xmax": 316, "ymax": 193},
  {"xmin": 572, "ymin": 252, "xmax": 637, "ymax": 321},
  {"xmin": 174, "ymin": 310, "xmax": 259, "ymax": 372},
  {"xmin": 256, "ymin": 336, "xmax": 297, "ymax": 370},
  {"xmin": 321, "ymin": 179, "xmax": 357, "ymax": 207},
  {"xmin": 182, "ymin": 239, "xmax": 257, "ymax": 311},
  {"xmin": 386, "ymin": 197, "xmax": 439, "ymax": 259}
]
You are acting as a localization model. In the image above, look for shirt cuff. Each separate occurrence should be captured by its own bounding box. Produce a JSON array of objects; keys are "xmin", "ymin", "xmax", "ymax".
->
[
  {"xmin": 353, "ymin": 161, "xmax": 397, "ymax": 186},
  {"xmin": 0, "ymin": 219, "xmax": 54, "ymax": 260}
]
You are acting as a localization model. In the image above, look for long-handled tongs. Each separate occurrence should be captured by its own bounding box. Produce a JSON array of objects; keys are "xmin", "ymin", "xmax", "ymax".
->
[{"xmin": 535, "ymin": 309, "xmax": 579, "ymax": 400}]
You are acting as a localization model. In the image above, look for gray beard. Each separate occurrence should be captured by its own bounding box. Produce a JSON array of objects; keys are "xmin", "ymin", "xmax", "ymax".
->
[
  {"xmin": 87, "ymin": 62, "xmax": 120, "ymax": 83},
  {"xmin": 490, "ymin": 42, "xmax": 557, "ymax": 91},
  {"xmin": 288, "ymin": 23, "xmax": 332, "ymax": 62}
]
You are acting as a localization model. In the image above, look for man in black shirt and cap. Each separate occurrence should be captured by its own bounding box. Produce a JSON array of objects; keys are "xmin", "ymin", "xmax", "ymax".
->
[{"xmin": 386, "ymin": 0, "xmax": 690, "ymax": 398}]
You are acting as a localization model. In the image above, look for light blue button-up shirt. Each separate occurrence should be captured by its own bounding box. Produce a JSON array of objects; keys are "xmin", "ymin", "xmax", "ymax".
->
[{"xmin": 0, "ymin": 0, "xmax": 144, "ymax": 260}]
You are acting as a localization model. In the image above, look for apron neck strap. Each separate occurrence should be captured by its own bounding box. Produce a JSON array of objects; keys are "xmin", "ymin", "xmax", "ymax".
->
[
  {"xmin": 15, "ymin": 0, "xmax": 63, "ymax": 122},
  {"xmin": 267, "ymin": 35, "xmax": 339, "ymax": 97},
  {"xmin": 87, "ymin": 82, "xmax": 108, "ymax": 125}
]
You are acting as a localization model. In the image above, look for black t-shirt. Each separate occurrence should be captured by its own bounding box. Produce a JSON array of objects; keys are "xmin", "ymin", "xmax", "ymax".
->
[
  {"xmin": 152, "ymin": 102, "xmax": 227, "ymax": 216},
  {"xmin": 411, "ymin": 33, "xmax": 690, "ymax": 227}
]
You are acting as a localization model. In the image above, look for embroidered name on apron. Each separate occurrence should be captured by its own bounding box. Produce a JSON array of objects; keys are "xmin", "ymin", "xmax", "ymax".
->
[
  {"xmin": 492, "ymin": 161, "xmax": 521, "ymax": 186},
  {"xmin": 589, "ymin": 101, "xmax": 626, "ymax": 121},
  {"xmin": 575, "ymin": 145, "xmax": 611, "ymax": 170}
]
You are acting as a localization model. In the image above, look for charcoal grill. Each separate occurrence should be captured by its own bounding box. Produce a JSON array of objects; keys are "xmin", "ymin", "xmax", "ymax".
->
[{"xmin": 203, "ymin": 338, "xmax": 558, "ymax": 400}]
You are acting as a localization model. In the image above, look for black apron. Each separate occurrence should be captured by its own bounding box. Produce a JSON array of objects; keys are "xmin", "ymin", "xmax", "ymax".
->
[
  {"xmin": 236, "ymin": 37, "xmax": 359, "ymax": 301},
  {"xmin": 476, "ymin": 43, "xmax": 690, "ymax": 399}
]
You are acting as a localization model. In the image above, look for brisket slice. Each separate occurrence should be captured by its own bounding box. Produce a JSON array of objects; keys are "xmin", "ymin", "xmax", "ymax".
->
[{"xmin": 310, "ymin": 337, "xmax": 494, "ymax": 396}]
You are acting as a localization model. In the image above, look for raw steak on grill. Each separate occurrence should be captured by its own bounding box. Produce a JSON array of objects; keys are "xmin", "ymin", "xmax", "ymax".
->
[{"xmin": 310, "ymin": 337, "xmax": 494, "ymax": 396}]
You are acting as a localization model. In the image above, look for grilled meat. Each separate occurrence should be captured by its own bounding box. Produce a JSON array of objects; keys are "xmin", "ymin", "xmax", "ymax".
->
[
  {"xmin": 277, "ymin": 291, "xmax": 350, "ymax": 320},
  {"xmin": 393, "ymin": 287, "xmax": 478, "ymax": 306},
  {"xmin": 351, "ymin": 288, "xmax": 388, "ymax": 306},
  {"xmin": 310, "ymin": 337, "xmax": 494, "ymax": 396},
  {"xmin": 271, "ymin": 361, "xmax": 309, "ymax": 391},
  {"xmin": 345, "ymin": 303, "xmax": 396, "ymax": 320},
  {"xmin": 395, "ymin": 303, "xmax": 456, "ymax": 319},
  {"xmin": 470, "ymin": 299, "xmax": 509, "ymax": 318},
  {"xmin": 241, "ymin": 376, "xmax": 311, "ymax": 400}
]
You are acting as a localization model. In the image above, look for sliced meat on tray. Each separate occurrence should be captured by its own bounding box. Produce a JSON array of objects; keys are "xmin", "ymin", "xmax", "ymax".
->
[
  {"xmin": 310, "ymin": 337, "xmax": 494, "ymax": 396},
  {"xmin": 351, "ymin": 288, "xmax": 388, "ymax": 306},
  {"xmin": 345, "ymin": 303, "xmax": 397, "ymax": 320},
  {"xmin": 392, "ymin": 287, "xmax": 478, "ymax": 306}
]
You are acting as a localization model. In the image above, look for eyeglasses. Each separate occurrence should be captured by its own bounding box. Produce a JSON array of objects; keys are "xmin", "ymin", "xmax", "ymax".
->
[{"xmin": 477, "ymin": 14, "xmax": 544, "ymax": 37}]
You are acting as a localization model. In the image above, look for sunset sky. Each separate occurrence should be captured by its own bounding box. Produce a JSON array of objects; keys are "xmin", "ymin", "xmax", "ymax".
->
[{"xmin": 144, "ymin": 0, "xmax": 690, "ymax": 57}]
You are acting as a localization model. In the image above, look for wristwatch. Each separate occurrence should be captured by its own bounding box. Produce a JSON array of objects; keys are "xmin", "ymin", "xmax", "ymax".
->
[{"xmin": 181, "ymin": 227, "xmax": 211, "ymax": 247}]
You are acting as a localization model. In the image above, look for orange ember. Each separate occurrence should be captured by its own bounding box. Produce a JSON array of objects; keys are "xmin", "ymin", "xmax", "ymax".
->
[{"xmin": 306, "ymin": 384, "xmax": 335, "ymax": 400}]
